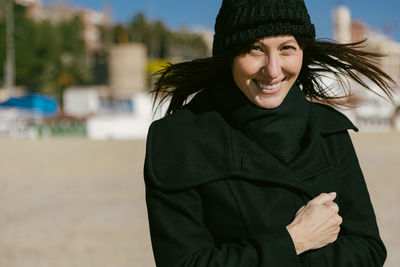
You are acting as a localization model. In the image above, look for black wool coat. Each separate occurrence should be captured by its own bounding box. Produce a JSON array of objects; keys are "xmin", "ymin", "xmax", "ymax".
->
[{"xmin": 144, "ymin": 91, "xmax": 386, "ymax": 267}]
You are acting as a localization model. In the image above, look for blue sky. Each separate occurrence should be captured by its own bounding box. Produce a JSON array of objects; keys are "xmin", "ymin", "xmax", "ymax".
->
[{"xmin": 43, "ymin": 0, "xmax": 400, "ymax": 41}]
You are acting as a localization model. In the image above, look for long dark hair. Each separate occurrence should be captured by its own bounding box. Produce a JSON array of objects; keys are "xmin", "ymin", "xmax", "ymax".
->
[{"xmin": 152, "ymin": 37, "xmax": 395, "ymax": 116}]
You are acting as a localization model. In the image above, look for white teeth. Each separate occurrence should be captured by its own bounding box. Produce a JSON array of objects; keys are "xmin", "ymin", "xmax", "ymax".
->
[{"xmin": 255, "ymin": 80, "xmax": 281, "ymax": 90}]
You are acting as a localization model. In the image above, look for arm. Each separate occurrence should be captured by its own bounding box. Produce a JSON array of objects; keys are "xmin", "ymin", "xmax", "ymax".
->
[
  {"xmin": 319, "ymin": 131, "xmax": 386, "ymax": 266},
  {"xmin": 144, "ymin": 168, "xmax": 301, "ymax": 267},
  {"xmin": 288, "ymin": 131, "xmax": 386, "ymax": 266}
]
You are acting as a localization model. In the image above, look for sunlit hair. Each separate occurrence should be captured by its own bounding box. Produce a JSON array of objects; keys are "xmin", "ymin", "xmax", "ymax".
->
[
  {"xmin": 152, "ymin": 37, "xmax": 395, "ymax": 116},
  {"xmin": 296, "ymin": 37, "xmax": 394, "ymax": 104}
]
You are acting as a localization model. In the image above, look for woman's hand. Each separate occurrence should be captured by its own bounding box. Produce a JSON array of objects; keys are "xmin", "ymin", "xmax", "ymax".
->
[{"xmin": 286, "ymin": 192, "xmax": 342, "ymax": 255}]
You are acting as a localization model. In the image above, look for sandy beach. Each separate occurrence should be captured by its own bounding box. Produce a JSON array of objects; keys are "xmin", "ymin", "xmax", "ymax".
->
[{"xmin": 0, "ymin": 132, "xmax": 398, "ymax": 266}]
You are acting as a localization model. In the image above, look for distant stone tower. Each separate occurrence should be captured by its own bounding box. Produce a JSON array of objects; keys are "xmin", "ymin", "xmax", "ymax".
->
[
  {"xmin": 333, "ymin": 6, "xmax": 351, "ymax": 43},
  {"xmin": 109, "ymin": 43, "xmax": 148, "ymax": 98}
]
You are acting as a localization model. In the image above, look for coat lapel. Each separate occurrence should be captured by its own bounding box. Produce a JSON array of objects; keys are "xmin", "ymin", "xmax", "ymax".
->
[{"xmin": 229, "ymin": 119, "xmax": 330, "ymax": 198}]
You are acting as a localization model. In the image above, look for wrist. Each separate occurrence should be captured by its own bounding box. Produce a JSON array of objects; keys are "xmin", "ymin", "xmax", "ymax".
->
[{"xmin": 286, "ymin": 224, "xmax": 307, "ymax": 255}]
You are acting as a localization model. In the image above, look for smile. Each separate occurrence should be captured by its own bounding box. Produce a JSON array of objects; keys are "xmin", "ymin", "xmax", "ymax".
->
[{"xmin": 253, "ymin": 78, "xmax": 286, "ymax": 90}]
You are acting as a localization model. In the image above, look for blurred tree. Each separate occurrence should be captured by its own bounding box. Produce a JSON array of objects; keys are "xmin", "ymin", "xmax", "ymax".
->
[
  {"xmin": 129, "ymin": 12, "xmax": 209, "ymax": 61},
  {"xmin": 0, "ymin": 19, "xmax": 5, "ymax": 86},
  {"xmin": 130, "ymin": 13, "xmax": 167, "ymax": 58},
  {"xmin": 113, "ymin": 24, "xmax": 130, "ymax": 44},
  {"xmin": 52, "ymin": 16, "xmax": 91, "ymax": 103},
  {"xmin": 167, "ymin": 29, "xmax": 209, "ymax": 61},
  {"xmin": 0, "ymin": 7, "xmax": 209, "ymax": 96},
  {"xmin": 0, "ymin": 2, "xmax": 90, "ymax": 104},
  {"xmin": 130, "ymin": 13, "xmax": 150, "ymax": 46}
]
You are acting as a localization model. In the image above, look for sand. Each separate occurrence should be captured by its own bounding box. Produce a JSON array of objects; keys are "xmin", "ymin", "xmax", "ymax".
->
[{"xmin": 0, "ymin": 133, "xmax": 398, "ymax": 266}]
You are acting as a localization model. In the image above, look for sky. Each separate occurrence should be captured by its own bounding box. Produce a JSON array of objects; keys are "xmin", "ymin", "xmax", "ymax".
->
[{"xmin": 42, "ymin": 0, "xmax": 400, "ymax": 41}]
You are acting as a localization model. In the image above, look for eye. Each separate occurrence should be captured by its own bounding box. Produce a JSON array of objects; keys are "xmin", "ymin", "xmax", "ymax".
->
[
  {"xmin": 249, "ymin": 45, "xmax": 264, "ymax": 55},
  {"xmin": 251, "ymin": 45, "xmax": 262, "ymax": 51},
  {"xmin": 281, "ymin": 45, "xmax": 296, "ymax": 51}
]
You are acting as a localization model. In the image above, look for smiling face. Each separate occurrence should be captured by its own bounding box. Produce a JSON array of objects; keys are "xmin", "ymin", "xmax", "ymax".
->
[{"xmin": 232, "ymin": 35, "xmax": 303, "ymax": 109}]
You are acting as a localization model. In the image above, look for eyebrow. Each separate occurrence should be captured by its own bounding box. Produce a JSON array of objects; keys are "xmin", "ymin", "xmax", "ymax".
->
[{"xmin": 256, "ymin": 38, "xmax": 297, "ymax": 47}]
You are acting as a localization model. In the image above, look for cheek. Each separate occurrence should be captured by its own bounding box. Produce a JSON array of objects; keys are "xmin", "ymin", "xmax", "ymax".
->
[
  {"xmin": 232, "ymin": 59, "xmax": 248, "ymax": 86},
  {"xmin": 285, "ymin": 55, "xmax": 303, "ymax": 77},
  {"xmin": 233, "ymin": 57, "xmax": 259, "ymax": 81},
  {"xmin": 295, "ymin": 53, "xmax": 303, "ymax": 75}
]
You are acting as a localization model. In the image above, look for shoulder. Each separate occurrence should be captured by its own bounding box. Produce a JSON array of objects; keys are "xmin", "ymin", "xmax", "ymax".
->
[
  {"xmin": 148, "ymin": 90, "xmax": 223, "ymax": 135},
  {"xmin": 147, "ymin": 98, "xmax": 229, "ymax": 152},
  {"xmin": 309, "ymin": 102, "xmax": 358, "ymax": 134},
  {"xmin": 309, "ymin": 102, "xmax": 360, "ymax": 170},
  {"xmin": 145, "ymin": 98, "xmax": 232, "ymax": 191}
]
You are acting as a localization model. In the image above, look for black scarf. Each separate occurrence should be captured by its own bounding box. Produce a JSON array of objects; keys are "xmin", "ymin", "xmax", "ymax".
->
[{"xmin": 213, "ymin": 83, "xmax": 310, "ymax": 164}]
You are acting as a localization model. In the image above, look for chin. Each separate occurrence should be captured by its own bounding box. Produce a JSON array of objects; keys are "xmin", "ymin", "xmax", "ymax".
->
[
  {"xmin": 254, "ymin": 99, "xmax": 283, "ymax": 109},
  {"xmin": 253, "ymin": 94, "xmax": 285, "ymax": 109}
]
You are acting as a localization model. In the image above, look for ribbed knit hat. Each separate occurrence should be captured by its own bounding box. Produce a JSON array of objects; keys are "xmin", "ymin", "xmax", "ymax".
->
[{"xmin": 212, "ymin": 0, "xmax": 316, "ymax": 55}]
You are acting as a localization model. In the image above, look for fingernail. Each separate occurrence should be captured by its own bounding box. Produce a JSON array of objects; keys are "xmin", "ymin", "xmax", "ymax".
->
[{"xmin": 329, "ymin": 192, "xmax": 337, "ymax": 197}]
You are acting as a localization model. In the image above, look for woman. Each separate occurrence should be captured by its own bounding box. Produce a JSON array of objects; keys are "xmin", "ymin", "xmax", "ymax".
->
[{"xmin": 144, "ymin": 0, "xmax": 393, "ymax": 266}]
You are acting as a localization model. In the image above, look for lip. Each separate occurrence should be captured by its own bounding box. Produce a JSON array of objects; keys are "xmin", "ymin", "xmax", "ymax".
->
[{"xmin": 253, "ymin": 78, "xmax": 286, "ymax": 94}]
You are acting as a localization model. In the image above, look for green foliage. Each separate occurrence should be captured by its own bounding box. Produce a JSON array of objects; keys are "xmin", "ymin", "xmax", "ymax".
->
[
  {"xmin": 0, "ymin": 3, "xmax": 90, "ymax": 102},
  {"xmin": 128, "ymin": 12, "xmax": 209, "ymax": 60},
  {"xmin": 113, "ymin": 23, "xmax": 131, "ymax": 44},
  {"xmin": 167, "ymin": 30, "xmax": 209, "ymax": 60}
]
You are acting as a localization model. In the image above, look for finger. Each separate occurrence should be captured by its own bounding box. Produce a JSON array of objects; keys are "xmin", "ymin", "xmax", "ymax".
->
[
  {"xmin": 309, "ymin": 192, "xmax": 337, "ymax": 205},
  {"xmin": 324, "ymin": 201, "xmax": 339, "ymax": 212},
  {"xmin": 336, "ymin": 215, "xmax": 343, "ymax": 225},
  {"xmin": 295, "ymin": 205, "xmax": 306, "ymax": 217}
]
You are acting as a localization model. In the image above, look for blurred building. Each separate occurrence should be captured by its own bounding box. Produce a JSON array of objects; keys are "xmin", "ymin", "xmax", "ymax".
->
[
  {"xmin": 109, "ymin": 43, "xmax": 148, "ymax": 97},
  {"xmin": 334, "ymin": 5, "xmax": 352, "ymax": 43},
  {"xmin": 62, "ymin": 86, "xmax": 158, "ymax": 140},
  {"xmin": 333, "ymin": 6, "xmax": 400, "ymax": 131},
  {"xmin": 334, "ymin": 6, "xmax": 400, "ymax": 87}
]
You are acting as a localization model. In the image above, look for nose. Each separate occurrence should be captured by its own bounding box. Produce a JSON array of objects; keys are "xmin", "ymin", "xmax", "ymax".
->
[{"xmin": 261, "ymin": 53, "xmax": 281, "ymax": 80}]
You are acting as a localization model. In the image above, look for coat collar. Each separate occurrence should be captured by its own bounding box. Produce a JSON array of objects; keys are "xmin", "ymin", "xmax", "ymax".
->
[
  {"xmin": 309, "ymin": 102, "xmax": 358, "ymax": 134},
  {"xmin": 145, "ymin": 95, "xmax": 357, "ymax": 194}
]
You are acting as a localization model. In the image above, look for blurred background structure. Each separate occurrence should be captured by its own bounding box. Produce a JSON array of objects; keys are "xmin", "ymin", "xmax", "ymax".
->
[
  {"xmin": 0, "ymin": 1, "xmax": 400, "ymax": 138},
  {"xmin": 1, "ymin": 0, "xmax": 400, "ymax": 139},
  {"xmin": 0, "ymin": 0, "xmax": 210, "ymax": 139},
  {"xmin": 0, "ymin": 0, "xmax": 399, "ymax": 266},
  {"xmin": 333, "ymin": 6, "xmax": 400, "ymax": 132}
]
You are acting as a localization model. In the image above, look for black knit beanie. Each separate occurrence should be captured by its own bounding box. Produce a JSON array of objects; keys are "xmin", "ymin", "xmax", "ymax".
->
[{"xmin": 212, "ymin": 0, "xmax": 316, "ymax": 55}]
